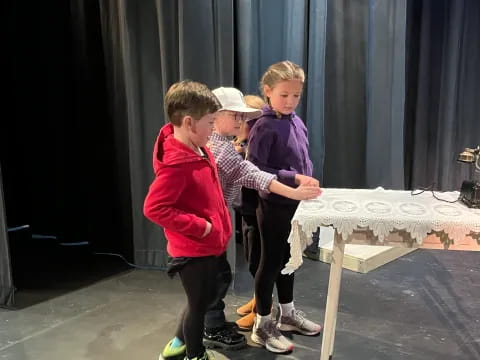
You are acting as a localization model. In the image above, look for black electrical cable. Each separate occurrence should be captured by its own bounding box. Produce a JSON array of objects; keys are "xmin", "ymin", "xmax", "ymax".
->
[
  {"xmin": 411, "ymin": 183, "xmax": 460, "ymax": 204},
  {"xmin": 94, "ymin": 252, "xmax": 167, "ymax": 271}
]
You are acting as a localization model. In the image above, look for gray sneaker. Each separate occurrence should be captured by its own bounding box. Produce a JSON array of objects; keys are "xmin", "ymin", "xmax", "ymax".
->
[
  {"xmin": 277, "ymin": 309, "xmax": 322, "ymax": 335},
  {"xmin": 251, "ymin": 319, "xmax": 294, "ymax": 353}
]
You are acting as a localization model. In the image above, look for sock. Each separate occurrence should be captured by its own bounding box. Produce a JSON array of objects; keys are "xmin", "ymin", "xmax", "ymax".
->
[
  {"xmin": 280, "ymin": 301, "xmax": 295, "ymax": 317},
  {"xmin": 171, "ymin": 336, "xmax": 184, "ymax": 348},
  {"xmin": 256, "ymin": 313, "xmax": 271, "ymax": 327}
]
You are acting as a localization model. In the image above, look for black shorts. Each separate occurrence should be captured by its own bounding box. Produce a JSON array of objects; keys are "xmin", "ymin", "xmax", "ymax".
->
[{"xmin": 166, "ymin": 256, "xmax": 194, "ymax": 278}]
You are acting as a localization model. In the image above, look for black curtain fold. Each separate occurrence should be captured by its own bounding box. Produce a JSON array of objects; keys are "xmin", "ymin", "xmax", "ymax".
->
[
  {"xmin": 406, "ymin": 0, "xmax": 480, "ymax": 191},
  {"xmin": 323, "ymin": 0, "xmax": 369, "ymax": 188},
  {"xmin": 0, "ymin": 165, "xmax": 14, "ymax": 308},
  {"xmin": 1, "ymin": 0, "xmax": 132, "ymax": 307}
]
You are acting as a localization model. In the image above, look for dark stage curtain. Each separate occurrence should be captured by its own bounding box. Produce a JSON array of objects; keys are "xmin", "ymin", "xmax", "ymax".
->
[
  {"xmin": 405, "ymin": 0, "xmax": 480, "ymax": 191},
  {"xmin": 1, "ymin": 0, "xmax": 132, "ymax": 307},
  {"xmin": 0, "ymin": 165, "xmax": 14, "ymax": 308},
  {"xmin": 323, "ymin": 0, "xmax": 407, "ymax": 189}
]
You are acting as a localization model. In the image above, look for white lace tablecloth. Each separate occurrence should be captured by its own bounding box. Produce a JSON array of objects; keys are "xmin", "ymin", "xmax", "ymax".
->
[{"xmin": 282, "ymin": 187, "xmax": 480, "ymax": 274}]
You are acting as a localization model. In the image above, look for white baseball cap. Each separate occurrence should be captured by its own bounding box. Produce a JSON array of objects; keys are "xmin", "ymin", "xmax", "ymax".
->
[{"xmin": 213, "ymin": 87, "xmax": 262, "ymax": 121}]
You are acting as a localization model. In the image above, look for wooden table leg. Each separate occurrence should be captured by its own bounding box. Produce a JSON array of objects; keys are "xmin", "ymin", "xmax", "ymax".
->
[{"xmin": 320, "ymin": 230, "xmax": 345, "ymax": 360}]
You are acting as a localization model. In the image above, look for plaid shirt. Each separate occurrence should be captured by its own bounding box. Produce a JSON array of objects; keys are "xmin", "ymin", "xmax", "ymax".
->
[{"xmin": 208, "ymin": 132, "xmax": 276, "ymax": 206}]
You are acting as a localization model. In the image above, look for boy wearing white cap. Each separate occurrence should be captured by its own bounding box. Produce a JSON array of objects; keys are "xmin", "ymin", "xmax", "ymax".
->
[{"xmin": 160, "ymin": 87, "xmax": 321, "ymax": 359}]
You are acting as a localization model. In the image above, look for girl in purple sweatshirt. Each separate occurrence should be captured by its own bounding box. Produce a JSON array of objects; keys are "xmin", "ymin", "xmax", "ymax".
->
[{"xmin": 247, "ymin": 61, "xmax": 323, "ymax": 354}]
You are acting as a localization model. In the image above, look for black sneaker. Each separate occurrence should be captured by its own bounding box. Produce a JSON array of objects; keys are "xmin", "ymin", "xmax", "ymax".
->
[
  {"xmin": 224, "ymin": 320, "xmax": 239, "ymax": 330},
  {"xmin": 203, "ymin": 325, "xmax": 246, "ymax": 350}
]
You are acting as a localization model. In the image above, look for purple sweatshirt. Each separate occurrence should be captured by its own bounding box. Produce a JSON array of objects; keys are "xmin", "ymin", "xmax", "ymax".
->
[{"xmin": 247, "ymin": 105, "xmax": 313, "ymax": 204}]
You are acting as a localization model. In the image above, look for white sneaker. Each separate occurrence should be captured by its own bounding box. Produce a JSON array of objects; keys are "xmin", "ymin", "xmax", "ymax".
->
[
  {"xmin": 251, "ymin": 318, "xmax": 294, "ymax": 353},
  {"xmin": 277, "ymin": 309, "xmax": 322, "ymax": 336}
]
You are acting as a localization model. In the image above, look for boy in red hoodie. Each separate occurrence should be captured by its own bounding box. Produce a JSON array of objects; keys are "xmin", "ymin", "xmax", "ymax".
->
[{"xmin": 144, "ymin": 80, "xmax": 230, "ymax": 360}]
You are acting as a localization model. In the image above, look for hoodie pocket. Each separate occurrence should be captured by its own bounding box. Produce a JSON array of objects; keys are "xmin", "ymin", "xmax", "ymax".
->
[{"xmin": 203, "ymin": 214, "xmax": 223, "ymax": 247}]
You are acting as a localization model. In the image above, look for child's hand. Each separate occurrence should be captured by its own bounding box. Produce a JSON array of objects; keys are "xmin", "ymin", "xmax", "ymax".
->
[
  {"xmin": 202, "ymin": 221, "xmax": 212, "ymax": 237},
  {"xmin": 232, "ymin": 138, "xmax": 247, "ymax": 154},
  {"xmin": 295, "ymin": 174, "xmax": 320, "ymax": 187},
  {"xmin": 234, "ymin": 144, "xmax": 245, "ymax": 154},
  {"xmin": 292, "ymin": 184, "xmax": 322, "ymax": 200}
]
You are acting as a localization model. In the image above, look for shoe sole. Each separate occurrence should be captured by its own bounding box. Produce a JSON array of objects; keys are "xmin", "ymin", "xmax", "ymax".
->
[
  {"xmin": 250, "ymin": 333, "xmax": 294, "ymax": 354},
  {"xmin": 277, "ymin": 323, "xmax": 322, "ymax": 336},
  {"xmin": 236, "ymin": 315, "xmax": 255, "ymax": 331},
  {"xmin": 236, "ymin": 325, "xmax": 253, "ymax": 332},
  {"xmin": 203, "ymin": 338, "xmax": 247, "ymax": 351},
  {"xmin": 158, "ymin": 354, "xmax": 185, "ymax": 360}
]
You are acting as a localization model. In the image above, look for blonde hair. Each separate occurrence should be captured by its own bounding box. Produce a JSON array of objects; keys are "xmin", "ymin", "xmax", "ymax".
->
[
  {"xmin": 243, "ymin": 94, "xmax": 266, "ymax": 110},
  {"xmin": 233, "ymin": 95, "xmax": 265, "ymax": 148},
  {"xmin": 259, "ymin": 60, "xmax": 305, "ymax": 102},
  {"xmin": 164, "ymin": 80, "xmax": 220, "ymax": 126}
]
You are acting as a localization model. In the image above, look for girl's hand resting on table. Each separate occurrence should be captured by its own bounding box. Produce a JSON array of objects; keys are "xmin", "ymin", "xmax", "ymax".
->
[
  {"xmin": 295, "ymin": 174, "xmax": 320, "ymax": 187},
  {"xmin": 291, "ymin": 184, "xmax": 322, "ymax": 201}
]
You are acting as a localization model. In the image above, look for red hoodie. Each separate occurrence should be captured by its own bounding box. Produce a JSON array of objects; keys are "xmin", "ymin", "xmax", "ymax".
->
[{"xmin": 143, "ymin": 124, "xmax": 232, "ymax": 257}]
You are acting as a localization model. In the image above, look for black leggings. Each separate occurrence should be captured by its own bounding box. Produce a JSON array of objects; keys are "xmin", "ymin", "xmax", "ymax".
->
[
  {"xmin": 242, "ymin": 213, "xmax": 261, "ymax": 277},
  {"xmin": 175, "ymin": 256, "xmax": 219, "ymax": 358},
  {"xmin": 204, "ymin": 252, "xmax": 232, "ymax": 329},
  {"xmin": 254, "ymin": 198, "xmax": 298, "ymax": 315}
]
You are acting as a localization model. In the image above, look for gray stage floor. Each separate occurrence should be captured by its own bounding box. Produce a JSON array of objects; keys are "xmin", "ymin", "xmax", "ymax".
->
[{"xmin": 1, "ymin": 246, "xmax": 480, "ymax": 360}]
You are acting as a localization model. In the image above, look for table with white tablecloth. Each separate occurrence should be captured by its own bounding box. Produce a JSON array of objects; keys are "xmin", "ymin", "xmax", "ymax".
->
[{"xmin": 282, "ymin": 187, "xmax": 480, "ymax": 360}]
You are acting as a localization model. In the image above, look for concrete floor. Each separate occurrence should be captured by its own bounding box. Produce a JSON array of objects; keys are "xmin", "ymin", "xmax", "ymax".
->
[{"xmin": 1, "ymin": 246, "xmax": 480, "ymax": 360}]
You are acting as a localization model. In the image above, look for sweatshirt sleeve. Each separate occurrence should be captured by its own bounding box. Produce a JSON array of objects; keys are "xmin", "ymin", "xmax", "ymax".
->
[
  {"xmin": 248, "ymin": 120, "xmax": 297, "ymax": 187},
  {"xmin": 143, "ymin": 167, "xmax": 207, "ymax": 238},
  {"xmin": 215, "ymin": 141, "xmax": 276, "ymax": 192}
]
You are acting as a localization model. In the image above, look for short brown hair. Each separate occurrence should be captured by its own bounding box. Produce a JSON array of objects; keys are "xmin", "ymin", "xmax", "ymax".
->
[
  {"xmin": 260, "ymin": 61, "xmax": 305, "ymax": 101},
  {"xmin": 164, "ymin": 80, "xmax": 220, "ymax": 126}
]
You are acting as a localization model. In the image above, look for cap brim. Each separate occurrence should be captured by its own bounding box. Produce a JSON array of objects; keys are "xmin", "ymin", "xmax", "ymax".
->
[{"xmin": 219, "ymin": 106, "xmax": 262, "ymax": 121}]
